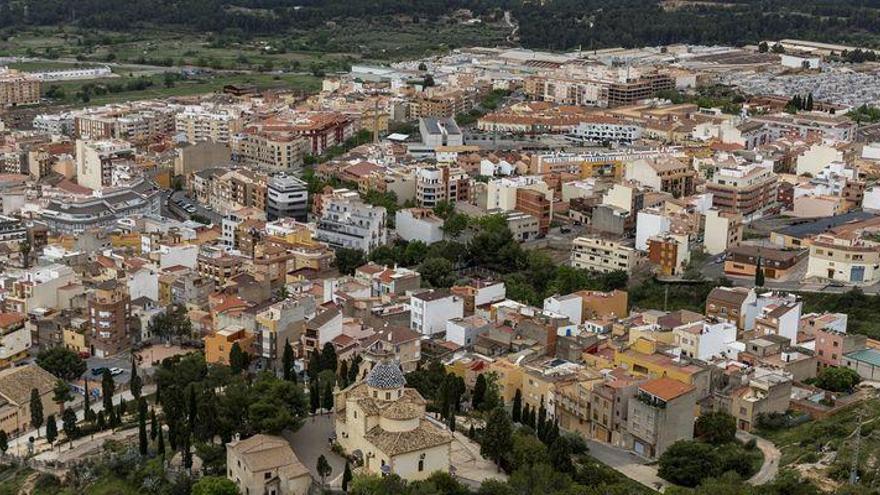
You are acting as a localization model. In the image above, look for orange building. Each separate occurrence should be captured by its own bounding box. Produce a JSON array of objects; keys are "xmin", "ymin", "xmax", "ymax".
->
[
  {"xmin": 515, "ymin": 188, "xmax": 551, "ymax": 234},
  {"xmin": 204, "ymin": 327, "xmax": 254, "ymax": 365}
]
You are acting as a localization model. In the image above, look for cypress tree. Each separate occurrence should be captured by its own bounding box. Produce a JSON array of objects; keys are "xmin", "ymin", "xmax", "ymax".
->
[
  {"xmin": 755, "ymin": 256, "xmax": 765, "ymax": 287},
  {"xmin": 282, "ymin": 339, "xmax": 294, "ymax": 381},
  {"xmin": 150, "ymin": 409, "xmax": 158, "ymax": 440},
  {"xmin": 322, "ymin": 380, "xmax": 334, "ymax": 412},
  {"xmin": 309, "ymin": 380, "xmax": 320, "ymax": 414},
  {"xmin": 338, "ymin": 360, "xmax": 349, "ymax": 388},
  {"xmin": 472, "ymin": 374, "xmax": 487, "ymax": 411},
  {"xmin": 512, "ymin": 389, "xmax": 522, "ymax": 423},
  {"xmin": 157, "ymin": 423, "xmax": 166, "ymax": 458},
  {"xmin": 45, "ymin": 415, "xmax": 57, "ymax": 444},
  {"xmin": 30, "ymin": 388, "xmax": 44, "ymax": 437},
  {"xmin": 342, "ymin": 460, "xmax": 353, "ymax": 492},
  {"xmin": 138, "ymin": 400, "xmax": 148, "ymax": 455},
  {"xmin": 130, "ymin": 355, "xmax": 142, "ymax": 402}
]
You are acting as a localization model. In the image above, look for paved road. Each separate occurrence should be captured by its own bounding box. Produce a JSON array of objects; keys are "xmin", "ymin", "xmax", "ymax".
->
[
  {"xmin": 285, "ymin": 414, "xmax": 347, "ymax": 488},
  {"xmin": 737, "ymin": 430, "xmax": 780, "ymax": 485},
  {"xmin": 585, "ymin": 439, "xmax": 670, "ymax": 492}
]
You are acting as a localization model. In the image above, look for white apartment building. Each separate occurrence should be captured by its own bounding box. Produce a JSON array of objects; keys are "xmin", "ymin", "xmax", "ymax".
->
[
  {"xmin": 414, "ymin": 165, "xmax": 469, "ymax": 208},
  {"xmin": 635, "ymin": 208, "xmax": 671, "ymax": 251},
  {"xmin": 395, "ymin": 208, "xmax": 444, "ymax": 244},
  {"xmin": 567, "ymin": 118, "xmax": 643, "ymax": 144},
  {"xmin": 175, "ymin": 105, "xmax": 242, "ymax": 144},
  {"xmin": 75, "ymin": 139, "xmax": 134, "ymax": 190},
  {"xmin": 315, "ymin": 194, "xmax": 387, "ymax": 253},
  {"xmin": 410, "ymin": 290, "xmax": 464, "ymax": 336},
  {"xmin": 673, "ymin": 320, "xmax": 737, "ymax": 361},
  {"xmin": 571, "ymin": 236, "xmax": 638, "ymax": 273},
  {"xmin": 806, "ymin": 233, "xmax": 880, "ymax": 285},
  {"xmin": 703, "ymin": 208, "xmax": 743, "ymax": 255},
  {"xmin": 486, "ymin": 176, "xmax": 553, "ymax": 211}
]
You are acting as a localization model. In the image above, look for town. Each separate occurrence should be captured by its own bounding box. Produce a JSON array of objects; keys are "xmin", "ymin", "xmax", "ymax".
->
[{"xmin": 2, "ymin": 29, "xmax": 880, "ymax": 495}]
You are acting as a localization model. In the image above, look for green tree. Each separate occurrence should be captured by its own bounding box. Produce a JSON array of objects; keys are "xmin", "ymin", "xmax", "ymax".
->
[
  {"xmin": 758, "ymin": 41, "xmax": 769, "ymax": 53},
  {"xmin": 282, "ymin": 339, "xmax": 295, "ymax": 381},
  {"xmin": 157, "ymin": 421, "xmax": 166, "ymax": 457},
  {"xmin": 52, "ymin": 379, "xmax": 72, "ymax": 413},
  {"xmin": 30, "ymin": 388, "xmax": 44, "ymax": 436},
  {"xmin": 695, "ymin": 411, "xmax": 737, "ymax": 444},
  {"xmin": 510, "ymin": 431, "xmax": 549, "ymax": 470},
  {"xmin": 150, "ymin": 408, "xmax": 158, "ymax": 440},
  {"xmin": 472, "ymin": 374, "xmax": 486, "ymax": 411},
  {"xmin": 321, "ymin": 342, "xmax": 338, "ymax": 373},
  {"xmin": 317, "ymin": 454, "xmax": 332, "ymax": 489},
  {"xmin": 348, "ymin": 358, "xmax": 361, "ymax": 384},
  {"xmin": 309, "ymin": 379, "xmax": 320, "ymax": 414},
  {"xmin": 83, "ymin": 380, "xmax": 95, "ymax": 424},
  {"xmin": 338, "ymin": 360, "xmax": 349, "ymax": 388},
  {"xmin": 101, "ymin": 369, "xmax": 115, "ymax": 412},
  {"xmin": 322, "ymin": 380, "xmax": 334, "ymax": 412},
  {"xmin": 139, "ymin": 399, "xmax": 148, "ymax": 455},
  {"xmin": 130, "ymin": 356, "xmax": 142, "ymax": 401},
  {"xmin": 62, "ymin": 408, "xmax": 77, "ymax": 447},
  {"xmin": 334, "ymin": 248, "xmax": 366, "ymax": 275},
  {"xmin": 658, "ymin": 440, "xmax": 718, "ymax": 487},
  {"xmin": 549, "ymin": 437, "xmax": 574, "ymax": 474},
  {"xmin": 755, "ymin": 257, "xmax": 765, "ymax": 287},
  {"xmin": 481, "ymin": 407, "xmax": 513, "ymax": 469},
  {"xmin": 512, "ymin": 389, "xmax": 522, "ymax": 424},
  {"xmin": 229, "ymin": 342, "xmax": 250, "ymax": 374},
  {"xmin": 192, "ymin": 476, "xmax": 238, "ymax": 495},
  {"xmin": 418, "ymin": 257, "xmax": 457, "ymax": 288},
  {"xmin": 442, "ymin": 212, "xmax": 470, "ymax": 238},
  {"xmin": 342, "ymin": 460, "xmax": 353, "ymax": 492},
  {"xmin": 36, "ymin": 347, "xmax": 86, "ymax": 381},
  {"xmin": 97, "ymin": 411, "xmax": 106, "ymax": 431},
  {"xmin": 45, "ymin": 415, "xmax": 57, "ymax": 444},
  {"xmin": 815, "ymin": 366, "xmax": 861, "ymax": 392},
  {"xmin": 0, "ymin": 429, "xmax": 7, "ymax": 456}
]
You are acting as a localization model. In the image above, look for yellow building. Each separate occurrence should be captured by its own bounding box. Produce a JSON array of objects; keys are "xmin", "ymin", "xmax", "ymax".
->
[
  {"xmin": 488, "ymin": 358, "xmax": 525, "ymax": 405},
  {"xmin": 613, "ymin": 338, "xmax": 711, "ymax": 399},
  {"xmin": 204, "ymin": 327, "xmax": 254, "ymax": 365},
  {"xmin": 63, "ymin": 327, "xmax": 89, "ymax": 355}
]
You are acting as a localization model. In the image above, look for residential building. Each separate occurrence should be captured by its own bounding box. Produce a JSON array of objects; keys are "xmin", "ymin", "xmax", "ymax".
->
[
  {"xmin": 75, "ymin": 139, "xmax": 135, "ymax": 190},
  {"xmin": 267, "ymin": 174, "xmax": 309, "ymax": 222},
  {"xmin": 504, "ymin": 211, "xmax": 541, "ymax": 242},
  {"xmin": 175, "ymin": 105, "xmax": 242, "ymax": 144},
  {"xmin": 815, "ymin": 325, "xmax": 864, "ymax": 369},
  {"xmin": 410, "ymin": 290, "xmax": 464, "ymax": 336},
  {"xmin": 395, "ymin": 208, "xmax": 444, "ymax": 244},
  {"xmin": 626, "ymin": 377, "xmax": 696, "ymax": 459},
  {"xmin": 173, "ymin": 141, "xmax": 231, "ymax": 177},
  {"xmin": 703, "ymin": 209, "xmax": 742, "ymax": 255},
  {"xmin": 571, "ymin": 236, "xmax": 638, "ymax": 273},
  {"xmin": 315, "ymin": 191, "xmax": 387, "ymax": 253},
  {"xmin": 723, "ymin": 245, "xmax": 806, "ymax": 281},
  {"xmin": 584, "ymin": 372, "xmax": 644, "ymax": 446},
  {"xmin": 446, "ymin": 315, "xmax": 491, "ymax": 347},
  {"xmin": 205, "ymin": 327, "xmax": 255, "ymax": 366},
  {"xmin": 673, "ymin": 320, "xmax": 737, "ymax": 361},
  {"xmin": 806, "ymin": 233, "xmax": 880, "ymax": 285},
  {"xmin": 705, "ymin": 286, "xmax": 757, "ymax": 331},
  {"xmin": 226, "ymin": 434, "xmax": 311, "ymax": 495},
  {"xmin": 754, "ymin": 296, "xmax": 802, "ymax": 345},
  {"xmin": 334, "ymin": 361, "xmax": 453, "ymax": 481},
  {"xmin": 647, "ymin": 233, "xmax": 689, "ymax": 277},
  {"xmin": 419, "ymin": 117, "xmax": 463, "ymax": 148},
  {"xmin": 354, "ymin": 263, "xmax": 421, "ymax": 297},
  {"xmin": 0, "ymin": 69, "xmax": 41, "ymax": 107},
  {"xmin": 414, "ymin": 166, "xmax": 470, "ymax": 208},
  {"xmin": 624, "ymin": 156, "xmax": 695, "ymax": 198},
  {"xmin": 361, "ymin": 326, "xmax": 422, "ymax": 373},
  {"xmin": 88, "ymin": 280, "xmax": 131, "ymax": 358},
  {"xmin": 255, "ymin": 298, "xmax": 313, "ymax": 368},
  {"xmin": 567, "ymin": 118, "xmax": 643, "ymax": 144},
  {"xmin": 231, "ymin": 125, "xmax": 310, "ymax": 171},
  {"xmin": 730, "ymin": 370, "xmax": 792, "ymax": 432},
  {"xmin": 705, "ymin": 162, "xmax": 778, "ymax": 222},
  {"xmin": 0, "ymin": 312, "xmax": 30, "ymax": 369}
]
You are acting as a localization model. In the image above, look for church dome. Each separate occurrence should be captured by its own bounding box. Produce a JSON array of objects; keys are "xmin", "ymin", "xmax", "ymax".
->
[{"xmin": 365, "ymin": 361, "xmax": 406, "ymax": 390}]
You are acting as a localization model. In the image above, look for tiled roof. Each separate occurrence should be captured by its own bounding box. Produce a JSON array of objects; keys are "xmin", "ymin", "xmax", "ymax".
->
[
  {"xmin": 364, "ymin": 419, "xmax": 452, "ymax": 456},
  {"xmin": 0, "ymin": 365, "xmax": 57, "ymax": 406},
  {"xmin": 639, "ymin": 377, "xmax": 694, "ymax": 402},
  {"xmin": 365, "ymin": 361, "xmax": 406, "ymax": 390}
]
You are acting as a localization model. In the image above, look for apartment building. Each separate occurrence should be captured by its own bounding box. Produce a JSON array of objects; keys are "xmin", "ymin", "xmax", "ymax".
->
[
  {"xmin": 705, "ymin": 162, "xmax": 778, "ymax": 222},
  {"xmin": 395, "ymin": 208, "xmax": 445, "ymax": 244},
  {"xmin": 607, "ymin": 74, "xmax": 675, "ymax": 107},
  {"xmin": 267, "ymin": 173, "xmax": 309, "ymax": 221},
  {"xmin": 806, "ymin": 233, "xmax": 880, "ymax": 285},
  {"xmin": 410, "ymin": 290, "xmax": 464, "ymax": 336},
  {"xmin": 231, "ymin": 126, "xmax": 310, "ymax": 171},
  {"xmin": 89, "ymin": 280, "xmax": 131, "ymax": 358},
  {"xmin": 0, "ymin": 69, "xmax": 40, "ymax": 107},
  {"xmin": 208, "ymin": 169, "xmax": 268, "ymax": 215},
  {"xmin": 74, "ymin": 102, "xmax": 177, "ymax": 142},
  {"xmin": 673, "ymin": 320, "xmax": 737, "ymax": 361},
  {"xmin": 815, "ymin": 325, "xmax": 865, "ymax": 369},
  {"xmin": 256, "ymin": 298, "xmax": 313, "ymax": 367},
  {"xmin": 571, "ymin": 236, "xmax": 638, "ymax": 273},
  {"xmin": 175, "ymin": 105, "xmax": 242, "ymax": 144},
  {"xmin": 315, "ymin": 191, "xmax": 387, "ymax": 253},
  {"xmin": 705, "ymin": 286, "xmax": 756, "ymax": 331},
  {"xmin": 624, "ymin": 156, "xmax": 695, "ymax": 198},
  {"xmin": 723, "ymin": 245, "xmax": 806, "ymax": 281},
  {"xmin": 567, "ymin": 117, "xmax": 643, "ymax": 144},
  {"xmin": 414, "ymin": 165, "xmax": 470, "ymax": 208},
  {"xmin": 411, "ymin": 90, "xmax": 474, "ymax": 118},
  {"xmin": 626, "ymin": 377, "xmax": 696, "ymax": 459},
  {"xmin": 730, "ymin": 370, "xmax": 792, "ymax": 432},
  {"xmin": 504, "ymin": 211, "xmax": 541, "ymax": 242},
  {"xmin": 751, "ymin": 112, "xmax": 856, "ymax": 142},
  {"xmin": 205, "ymin": 327, "xmax": 255, "ymax": 366},
  {"xmin": 703, "ymin": 208, "xmax": 743, "ymax": 255},
  {"xmin": 197, "ymin": 245, "xmax": 246, "ymax": 285},
  {"xmin": 75, "ymin": 139, "xmax": 135, "ymax": 190},
  {"xmin": 647, "ymin": 233, "xmax": 689, "ymax": 277}
]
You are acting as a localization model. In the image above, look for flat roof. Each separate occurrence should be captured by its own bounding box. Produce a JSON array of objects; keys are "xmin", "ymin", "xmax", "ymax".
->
[
  {"xmin": 846, "ymin": 348, "xmax": 880, "ymax": 367},
  {"xmin": 776, "ymin": 211, "xmax": 876, "ymax": 239}
]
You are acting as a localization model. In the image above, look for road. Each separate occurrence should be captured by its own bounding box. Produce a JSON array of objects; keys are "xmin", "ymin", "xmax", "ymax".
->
[
  {"xmin": 285, "ymin": 414, "xmax": 347, "ymax": 488},
  {"xmin": 167, "ymin": 190, "xmax": 223, "ymax": 225},
  {"xmin": 585, "ymin": 439, "xmax": 670, "ymax": 492},
  {"xmin": 737, "ymin": 430, "xmax": 780, "ymax": 485}
]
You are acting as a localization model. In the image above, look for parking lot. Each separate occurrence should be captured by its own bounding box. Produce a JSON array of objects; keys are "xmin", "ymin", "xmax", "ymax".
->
[{"xmin": 84, "ymin": 352, "xmax": 132, "ymax": 384}]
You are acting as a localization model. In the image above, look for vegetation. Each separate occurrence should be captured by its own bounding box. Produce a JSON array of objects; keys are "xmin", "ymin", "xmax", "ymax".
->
[
  {"xmin": 36, "ymin": 347, "xmax": 87, "ymax": 381},
  {"xmin": 848, "ymin": 104, "xmax": 880, "ymax": 124},
  {"xmin": 812, "ymin": 366, "xmax": 861, "ymax": 393},
  {"xmin": 658, "ymin": 436, "xmax": 762, "ymax": 488},
  {"xmin": 656, "ymin": 85, "xmax": 745, "ymax": 115},
  {"xmin": 798, "ymin": 288, "xmax": 880, "ymax": 339}
]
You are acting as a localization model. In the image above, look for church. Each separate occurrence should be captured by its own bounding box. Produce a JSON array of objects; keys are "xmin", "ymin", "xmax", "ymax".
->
[{"xmin": 334, "ymin": 360, "xmax": 453, "ymax": 480}]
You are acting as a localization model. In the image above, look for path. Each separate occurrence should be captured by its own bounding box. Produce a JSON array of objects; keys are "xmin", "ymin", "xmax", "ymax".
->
[
  {"xmin": 585, "ymin": 439, "xmax": 670, "ymax": 492},
  {"xmin": 737, "ymin": 430, "xmax": 781, "ymax": 485},
  {"xmin": 18, "ymin": 471, "xmax": 40, "ymax": 495},
  {"xmin": 285, "ymin": 414, "xmax": 346, "ymax": 488}
]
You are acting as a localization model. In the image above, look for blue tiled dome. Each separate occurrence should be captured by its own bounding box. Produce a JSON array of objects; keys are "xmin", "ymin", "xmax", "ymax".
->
[{"xmin": 365, "ymin": 361, "xmax": 406, "ymax": 390}]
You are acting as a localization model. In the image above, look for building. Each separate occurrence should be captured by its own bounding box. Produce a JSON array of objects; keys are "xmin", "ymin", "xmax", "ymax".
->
[
  {"xmin": 419, "ymin": 117, "xmax": 463, "ymax": 148},
  {"xmin": 751, "ymin": 113, "xmax": 856, "ymax": 142},
  {"xmin": 624, "ymin": 156, "xmax": 695, "ymax": 198},
  {"xmin": 844, "ymin": 348, "xmax": 880, "ymax": 381},
  {"xmin": 231, "ymin": 125, "xmax": 310, "ymax": 171},
  {"xmin": 410, "ymin": 290, "xmax": 464, "ymax": 336},
  {"xmin": 75, "ymin": 139, "xmax": 135, "ymax": 190},
  {"xmin": 705, "ymin": 286, "xmax": 756, "ymax": 331},
  {"xmin": 703, "ymin": 209, "xmax": 743, "ymax": 255},
  {"xmin": 673, "ymin": 320, "xmax": 737, "ymax": 361},
  {"xmin": 88, "ymin": 280, "xmax": 131, "ymax": 358},
  {"xmin": 315, "ymin": 191, "xmax": 387, "ymax": 253},
  {"xmin": 255, "ymin": 298, "xmax": 312, "ymax": 369},
  {"xmin": 647, "ymin": 234, "xmax": 689, "ymax": 277},
  {"xmin": 173, "ymin": 141, "xmax": 231, "ymax": 177},
  {"xmin": 0, "ymin": 364, "xmax": 59, "ymax": 437},
  {"xmin": 175, "ymin": 105, "xmax": 241, "ymax": 144},
  {"xmin": 267, "ymin": 174, "xmax": 309, "ymax": 221},
  {"xmin": 754, "ymin": 296, "xmax": 802, "ymax": 345},
  {"xmin": 504, "ymin": 211, "xmax": 541, "ymax": 242},
  {"xmin": 815, "ymin": 325, "xmax": 864, "ymax": 369},
  {"xmin": 806, "ymin": 233, "xmax": 880, "ymax": 285},
  {"xmin": 361, "ymin": 326, "xmax": 422, "ymax": 373},
  {"xmin": 625, "ymin": 377, "xmax": 696, "ymax": 459},
  {"xmin": 205, "ymin": 327, "xmax": 254, "ymax": 366},
  {"xmin": 729, "ymin": 370, "xmax": 792, "ymax": 432},
  {"xmin": 724, "ymin": 245, "xmax": 806, "ymax": 281},
  {"xmin": 446, "ymin": 315, "xmax": 492, "ymax": 348},
  {"xmin": 705, "ymin": 162, "xmax": 778, "ymax": 222},
  {"xmin": 74, "ymin": 101, "xmax": 177, "ymax": 142},
  {"xmin": 42, "ymin": 177, "xmax": 163, "ymax": 232},
  {"xmin": 226, "ymin": 434, "xmax": 311, "ymax": 495},
  {"xmin": 0, "ymin": 312, "xmax": 30, "ymax": 369},
  {"xmin": 414, "ymin": 166, "xmax": 470, "ymax": 209},
  {"xmin": 571, "ymin": 236, "xmax": 638, "ymax": 273},
  {"xmin": 0, "ymin": 69, "xmax": 41, "ymax": 107},
  {"xmin": 566, "ymin": 118, "xmax": 643, "ymax": 144},
  {"xmin": 334, "ymin": 361, "xmax": 453, "ymax": 480},
  {"xmin": 395, "ymin": 208, "xmax": 444, "ymax": 244}
]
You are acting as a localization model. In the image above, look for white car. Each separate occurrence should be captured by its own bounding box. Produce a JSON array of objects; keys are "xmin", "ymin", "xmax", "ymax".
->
[{"xmin": 109, "ymin": 367, "xmax": 124, "ymax": 376}]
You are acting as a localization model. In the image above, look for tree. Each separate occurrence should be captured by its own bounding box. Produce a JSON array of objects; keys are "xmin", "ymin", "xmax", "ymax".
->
[
  {"xmin": 418, "ymin": 62, "xmax": 427, "ymax": 71},
  {"xmin": 282, "ymin": 339, "xmax": 295, "ymax": 381},
  {"xmin": 442, "ymin": 213, "xmax": 470, "ymax": 239},
  {"xmin": 138, "ymin": 399, "xmax": 148, "ymax": 455},
  {"xmin": 309, "ymin": 379, "xmax": 320, "ymax": 414},
  {"xmin": 317, "ymin": 454, "xmax": 332, "ymax": 489},
  {"xmin": 97, "ymin": 411, "xmax": 106, "ymax": 431},
  {"xmin": 334, "ymin": 248, "xmax": 366, "ymax": 275},
  {"xmin": 771, "ymin": 43, "xmax": 785, "ymax": 54},
  {"xmin": 537, "ymin": 401, "xmax": 547, "ymax": 441},
  {"xmin": 472, "ymin": 374, "xmax": 486, "ymax": 411},
  {"xmin": 321, "ymin": 342, "xmax": 338, "ymax": 373},
  {"xmin": 418, "ymin": 257, "xmax": 457, "ymax": 288},
  {"xmin": 322, "ymin": 380, "xmax": 334, "ymax": 412},
  {"xmin": 806, "ymin": 93, "xmax": 814, "ymax": 111},
  {"xmin": 755, "ymin": 257, "xmax": 765, "ymax": 287},
  {"xmin": 130, "ymin": 355, "xmax": 142, "ymax": 401},
  {"xmin": 342, "ymin": 460, "xmax": 353, "ymax": 492},
  {"xmin": 150, "ymin": 408, "xmax": 158, "ymax": 440},
  {"xmin": 758, "ymin": 41, "xmax": 769, "ymax": 53},
  {"xmin": 0, "ymin": 429, "xmax": 7, "ymax": 456},
  {"xmin": 308, "ymin": 349, "xmax": 322, "ymax": 381},
  {"xmin": 83, "ymin": 380, "xmax": 95, "ymax": 424},
  {"xmin": 815, "ymin": 366, "xmax": 861, "ymax": 392},
  {"xmin": 36, "ymin": 347, "xmax": 86, "ymax": 381},
  {"xmin": 480, "ymin": 406, "xmax": 513, "ymax": 469},
  {"xmin": 62, "ymin": 408, "xmax": 77, "ymax": 447},
  {"xmin": 30, "ymin": 388, "xmax": 43, "ymax": 437},
  {"xmin": 101, "ymin": 369, "xmax": 115, "ymax": 412},
  {"xmin": 157, "ymin": 421, "xmax": 166, "ymax": 458},
  {"xmin": 348, "ymin": 359, "xmax": 360, "ymax": 384},
  {"xmin": 338, "ymin": 360, "xmax": 349, "ymax": 388},
  {"xmin": 192, "ymin": 476, "xmax": 238, "ymax": 495},
  {"xmin": 52, "ymin": 379, "xmax": 72, "ymax": 413},
  {"xmin": 695, "ymin": 411, "xmax": 737, "ymax": 444},
  {"xmin": 19, "ymin": 240, "xmax": 30, "ymax": 268},
  {"xmin": 658, "ymin": 440, "xmax": 718, "ymax": 487},
  {"xmin": 229, "ymin": 342, "xmax": 250, "ymax": 374},
  {"xmin": 512, "ymin": 389, "xmax": 522, "ymax": 424},
  {"xmin": 45, "ymin": 415, "xmax": 57, "ymax": 444},
  {"xmin": 549, "ymin": 437, "xmax": 574, "ymax": 474}
]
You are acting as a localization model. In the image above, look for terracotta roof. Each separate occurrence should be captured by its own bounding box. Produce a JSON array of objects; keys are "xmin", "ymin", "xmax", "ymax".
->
[
  {"xmin": 639, "ymin": 377, "xmax": 694, "ymax": 401},
  {"xmin": 0, "ymin": 365, "xmax": 57, "ymax": 406},
  {"xmin": 364, "ymin": 419, "xmax": 452, "ymax": 456},
  {"xmin": 0, "ymin": 312, "xmax": 25, "ymax": 328}
]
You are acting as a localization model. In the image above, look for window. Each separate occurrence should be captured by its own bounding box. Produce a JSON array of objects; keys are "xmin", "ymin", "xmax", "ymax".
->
[
  {"xmin": 265, "ymin": 472, "xmax": 271, "ymax": 480},
  {"xmin": 418, "ymin": 454, "xmax": 426, "ymax": 472}
]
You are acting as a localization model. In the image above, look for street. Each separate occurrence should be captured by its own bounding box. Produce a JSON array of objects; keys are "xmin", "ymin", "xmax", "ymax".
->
[{"xmin": 585, "ymin": 439, "xmax": 671, "ymax": 492}]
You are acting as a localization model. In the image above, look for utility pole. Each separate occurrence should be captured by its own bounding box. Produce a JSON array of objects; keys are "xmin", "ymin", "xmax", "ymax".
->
[{"xmin": 851, "ymin": 409, "xmax": 863, "ymax": 485}]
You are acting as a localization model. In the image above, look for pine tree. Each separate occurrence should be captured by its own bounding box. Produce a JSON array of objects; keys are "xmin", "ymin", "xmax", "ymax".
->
[
  {"xmin": 472, "ymin": 374, "xmax": 487, "ymax": 411},
  {"xmin": 45, "ymin": 415, "xmax": 57, "ymax": 444},
  {"xmin": 138, "ymin": 399, "xmax": 148, "ymax": 455},
  {"xmin": 342, "ymin": 461, "xmax": 353, "ymax": 492},
  {"xmin": 30, "ymin": 388, "xmax": 43, "ymax": 437},
  {"xmin": 130, "ymin": 355, "xmax": 142, "ymax": 402},
  {"xmin": 322, "ymin": 380, "xmax": 334, "ymax": 412},
  {"xmin": 512, "ymin": 389, "xmax": 522, "ymax": 424},
  {"xmin": 282, "ymin": 339, "xmax": 294, "ymax": 381}
]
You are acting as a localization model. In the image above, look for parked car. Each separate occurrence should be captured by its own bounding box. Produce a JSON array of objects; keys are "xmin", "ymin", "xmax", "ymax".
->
[
  {"xmin": 109, "ymin": 367, "xmax": 124, "ymax": 376},
  {"xmin": 91, "ymin": 367, "xmax": 109, "ymax": 376}
]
